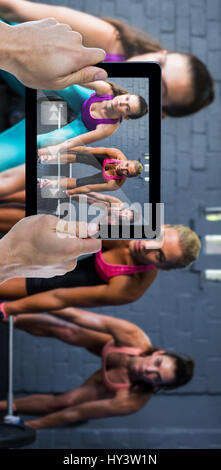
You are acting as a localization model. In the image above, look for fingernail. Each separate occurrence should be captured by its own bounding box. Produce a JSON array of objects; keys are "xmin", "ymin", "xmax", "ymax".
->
[
  {"xmin": 88, "ymin": 222, "xmax": 99, "ymax": 235},
  {"xmin": 94, "ymin": 71, "xmax": 107, "ymax": 81}
]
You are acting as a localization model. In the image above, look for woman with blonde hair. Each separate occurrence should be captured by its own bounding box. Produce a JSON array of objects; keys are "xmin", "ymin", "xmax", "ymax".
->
[{"xmin": 0, "ymin": 224, "xmax": 201, "ymax": 317}]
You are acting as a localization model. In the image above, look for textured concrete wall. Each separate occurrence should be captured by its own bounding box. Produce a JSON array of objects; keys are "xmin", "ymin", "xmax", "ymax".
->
[{"xmin": 12, "ymin": 0, "xmax": 221, "ymax": 449}]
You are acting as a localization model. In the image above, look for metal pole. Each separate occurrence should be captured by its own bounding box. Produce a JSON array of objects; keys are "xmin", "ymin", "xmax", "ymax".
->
[
  {"xmin": 57, "ymin": 103, "xmax": 63, "ymax": 218},
  {"xmin": 69, "ymin": 163, "xmax": 72, "ymax": 222},
  {"xmin": 8, "ymin": 316, "xmax": 14, "ymax": 416}
]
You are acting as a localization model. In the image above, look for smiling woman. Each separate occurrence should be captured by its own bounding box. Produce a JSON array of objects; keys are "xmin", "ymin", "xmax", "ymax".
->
[
  {"xmin": 0, "ymin": 307, "xmax": 194, "ymax": 429},
  {"xmin": 0, "ymin": 225, "xmax": 201, "ymax": 315},
  {"xmin": 37, "ymin": 80, "xmax": 148, "ymax": 154},
  {"xmin": 38, "ymin": 146, "xmax": 143, "ymax": 197}
]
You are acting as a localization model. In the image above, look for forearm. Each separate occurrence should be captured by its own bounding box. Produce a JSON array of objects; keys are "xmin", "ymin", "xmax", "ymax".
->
[
  {"xmin": 8, "ymin": 2, "xmax": 112, "ymax": 49},
  {"xmin": 59, "ymin": 130, "xmax": 105, "ymax": 151},
  {"xmin": 60, "ymin": 152, "xmax": 77, "ymax": 164},
  {"xmin": 0, "ymin": 190, "xmax": 26, "ymax": 204},
  {"xmin": 4, "ymin": 284, "xmax": 110, "ymax": 316},
  {"xmin": 101, "ymin": 194, "xmax": 121, "ymax": 205},
  {"xmin": 50, "ymin": 307, "xmax": 135, "ymax": 342},
  {"xmin": 46, "ymin": 153, "xmax": 77, "ymax": 164},
  {"xmin": 0, "ymin": 22, "xmax": 15, "ymax": 72},
  {"xmin": 5, "ymin": 289, "xmax": 68, "ymax": 317},
  {"xmin": 0, "ymin": 166, "xmax": 25, "ymax": 198},
  {"xmin": 68, "ymin": 185, "xmax": 91, "ymax": 195},
  {"xmin": 26, "ymin": 405, "xmax": 85, "ymax": 430},
  {"xmin": 26, "ymin": 398, "xmax": 120, "ymax": 430},
  {"xmin": 4, "ymin": 282, "xmax": 129, "ymax": 316},
  {"xmin": 60, "ymin": 178, "xmax": 76, "ymax": 189},
  {"xmin": 1, "ymin": 394, "xmax": 56, "ymax": 415},
  {"xmin": 8, "ymin": 1, "xmax": 76, "ymax": 24},
  {"xmin": 68, "ymin": 183, "xmax": 116, "ymax": 195}
]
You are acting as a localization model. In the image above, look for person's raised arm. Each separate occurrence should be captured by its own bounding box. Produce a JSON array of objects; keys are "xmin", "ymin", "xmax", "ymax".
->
[
  {"xmin": 0, "ymin": 19, "xmax": 107, "ymax": 90},
  {"xmin": 0, "ymin": 1, "xmax": 115, "ymax": 50},
  {"xmin": 95, "ymin": 147, "xmax": 127, "ymax": 161},
  {"xmin": 4, "ymin": 266, "xmax": 157, "ymax": 319},
  {"xmin": 0, "ymin": 165, "xmax": 25, "ymax": 198},
  {"xmin": 79, "ymin": 80, "xmax": 112, "ymax": 95},
  {"xmin": 0, "ymin": 190, "xmax": 26, "ymax": 204},
  {"xmin": 38, "ymin": 124, "xmax": 119, "ymax": 156},
  {"xmin": 67, "ymin": 180, "xmax": 118, "ymax": 196},
  {"xmin": 48, "ymin": 306, "xmax": 152, "ymax": 349},
  {"xmin": 86, "ymin": 192, "xmax": 123, "ymax": 206},
  {"xmin": 25, "ymin": 391, "xmax": 150, "ymax": 430}
]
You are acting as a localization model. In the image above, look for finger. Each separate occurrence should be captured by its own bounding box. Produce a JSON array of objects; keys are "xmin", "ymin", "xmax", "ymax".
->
[
  {"xmin": 56, "ymin": 23, "xmax": 72, "ymax": 32},
  {"xmin": 55, "ymin": 66, "xmax": 107, "ymax": 89},
  {"xmin": 56, "ymin": 220, "xmax": 99, "ymax": 238},
  {"xmin": 37, "ymin": 17, "xmax": 59, "ymax": 26},
  {"xmin": 78, "ymin": 45, "xmax": 106, "ymax": 65}
]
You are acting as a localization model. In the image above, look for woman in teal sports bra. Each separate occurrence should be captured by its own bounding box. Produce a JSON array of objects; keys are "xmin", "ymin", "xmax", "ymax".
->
[
  {"xmin": 0, "ymin": 307, "xmax": 194, "ymax": 429},
  {"xmin": 37, "ymin": 79, "xmax": 148, "ymax": 154},
  {"xmin": 0, "ymin": 225, "xmax": 200, "ymax": 317},
  {"xmin": 0, "ymin": 72, "xmax": 147, "ymax": 170},
  {"xmin": 0, "ymin": 68, "xmax": 25, "ymax": 172}
]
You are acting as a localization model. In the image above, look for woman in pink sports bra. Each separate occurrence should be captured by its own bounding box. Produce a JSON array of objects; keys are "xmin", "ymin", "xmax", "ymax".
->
[
  {"xmin": 38, "ymin": 146, "xmax": 143, "ymax": 196},
  {"xmin": 2, "ymin": 1, "xmax": 214, "ymax": 118},
  {"xmin": 0, "ymin": 307, "xmax": 194, "ymax": 429},
  {"xmin": 38, "ymin": 79, "xmax": 148, "ymax": 158},
  {"xmin": 0, "ymin": 225, "xmax": 201, "ymax": 319}
]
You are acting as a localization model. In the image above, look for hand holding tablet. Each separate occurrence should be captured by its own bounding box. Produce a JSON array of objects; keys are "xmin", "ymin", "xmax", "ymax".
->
[{"xmin": 0, "ymin": 215, "xmax": 100, "ymax": 283}]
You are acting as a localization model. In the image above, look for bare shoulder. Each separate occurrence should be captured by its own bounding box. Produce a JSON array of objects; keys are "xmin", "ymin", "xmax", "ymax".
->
[
  {"xmin": 82, "ymin": 81, "xmax": 112, "ymax": 95},
  {"xmin": 97, "ymin": 122, "xmax": 119, "ymax": 137},
  {"xmin": 117, "ymin": 178, "xmax": 125, "ymax": 188},
  {"xmin": 140, "ymin": 268, "xmax": 158, "ymax": 288},
  {"xmin": 113, "ymin": 268, "xmax": 158, "ymax": 301},
  {"xmin": 107, "ymin": 180, "xmax": 120, "ymax": 190},
  {"xmin": 111, "ymin": 148, "xmax": 127, "ymax": 160}
]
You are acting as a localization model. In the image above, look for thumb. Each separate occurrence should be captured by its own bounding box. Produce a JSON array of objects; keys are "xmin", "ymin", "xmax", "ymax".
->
[{"xmin": 57, "ymin": 66, "xmax": 108, "ymax": 88}]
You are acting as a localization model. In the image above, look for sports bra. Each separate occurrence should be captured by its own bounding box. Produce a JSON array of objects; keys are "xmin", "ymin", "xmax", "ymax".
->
[
  {"xmin": 81, "ymin": 93, "xmax": 120, "ymax": 131},
  {"xmin": 102, "ymin": 340, "xmax": 143, "ymax": 392},
  {"xmin": 104, "ymin": 54, "xmax": 126, "ymax": 62},
  {"xmin": 103, "ymin": 158, "xmax": 126, "ymax": 181},
  {"xmin": 94, "ymin": 250, "xmax": 155, "ymax": 283}
]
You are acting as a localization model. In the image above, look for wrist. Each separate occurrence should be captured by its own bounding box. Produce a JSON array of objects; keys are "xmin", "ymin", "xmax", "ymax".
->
[
  {"xmin": 0, "ymin": 23, "xmax": 30, "ymax": 77},
  {"xmin": 0, "ymin": 302, "xmax": 7, "ymax": 320},
  {"xmin": 0, "ymin": 22, "xmax": 14, "ymax": 71},
  {"xmin": 25, "ymin": 421, "xmax": 39, "ymax": 430},
  {"xmin": 0, "ymin": 237, "xmax": 22, "ymax": 283}
]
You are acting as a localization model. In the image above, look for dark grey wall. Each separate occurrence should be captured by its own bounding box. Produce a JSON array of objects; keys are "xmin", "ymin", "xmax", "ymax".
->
[{"xmin": 13, "ymin": 0, "xmax": 221, "ymax": 449}]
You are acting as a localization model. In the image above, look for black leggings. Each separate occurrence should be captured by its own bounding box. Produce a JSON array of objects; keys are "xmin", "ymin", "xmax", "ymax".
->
[
  {"xmin": 26, "ymin": 255, "xmax": 104, "ymax": 295},
  {"xmin": 75, "ymin": 152, "xmax": 108, "ymax": 187}
]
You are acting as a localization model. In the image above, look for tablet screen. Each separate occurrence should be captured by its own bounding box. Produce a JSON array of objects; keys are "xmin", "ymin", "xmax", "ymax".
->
[{"xmin": 26, "ymin": 63, "xmax": 162, "ymax": 239}]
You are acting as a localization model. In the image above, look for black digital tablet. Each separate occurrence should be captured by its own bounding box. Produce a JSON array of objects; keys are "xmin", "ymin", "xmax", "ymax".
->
[{"xmin": 26, "ymin": 62, "xmax": 162, "ymax": 239}]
